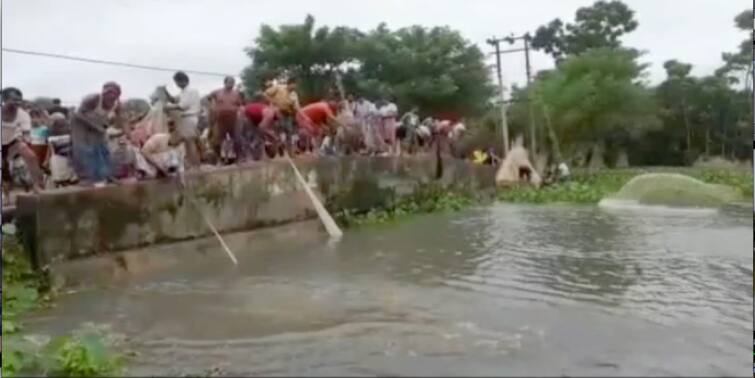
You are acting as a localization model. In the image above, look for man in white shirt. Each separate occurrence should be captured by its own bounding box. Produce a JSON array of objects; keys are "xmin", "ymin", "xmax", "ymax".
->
[
  {"xmin": 353, "ymin": 96, "xmax": 380, "ymax": 154},
  {"xmin": 165, "ymin": 71, "xmax": 201, "ymax": 168},
  {"xmin": 353, "ymin": 96, "xmax": 370, "ymax": 123},
  {"xmin": 1, "ymin": 87, "xmax": 44, "ymax": 196},
  {"xmin": 378, "ymin": 99, "xmax": 399, "ymax": 155}
]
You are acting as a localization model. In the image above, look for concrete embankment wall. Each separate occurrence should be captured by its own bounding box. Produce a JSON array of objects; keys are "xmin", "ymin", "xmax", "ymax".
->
[{"xmin": 16, "ymin": 155, "xmax": 495, "ymax": 271}]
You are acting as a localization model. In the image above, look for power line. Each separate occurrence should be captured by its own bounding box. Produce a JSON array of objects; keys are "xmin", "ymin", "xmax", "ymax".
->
[{"xmin": 2, "ymin": 48, "xmax": 235, "ymax": 78}]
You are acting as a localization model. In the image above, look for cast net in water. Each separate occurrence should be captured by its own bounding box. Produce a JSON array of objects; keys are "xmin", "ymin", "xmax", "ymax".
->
[{"xmin": 599, "ymin": 173, "xmax": 742, "ymax": 208}]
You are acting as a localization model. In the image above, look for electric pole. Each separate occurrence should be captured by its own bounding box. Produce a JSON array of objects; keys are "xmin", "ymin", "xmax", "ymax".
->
[
  {"xmin": 500, "ymin": 33, "xmax": 537, "ymax": 154},
  {"xmin": 523, "ymin": 33, "xmax": 536, "ymax": 155},
  {"xmin": 487, "ymin": 37, "xmax": 510, "ymax": 155}
]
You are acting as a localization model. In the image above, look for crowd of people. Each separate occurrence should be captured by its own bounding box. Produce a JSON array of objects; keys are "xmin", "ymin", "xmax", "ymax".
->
[{"xmin": 0, "ymin": 72, "xmax": 470, "ymax": 204}]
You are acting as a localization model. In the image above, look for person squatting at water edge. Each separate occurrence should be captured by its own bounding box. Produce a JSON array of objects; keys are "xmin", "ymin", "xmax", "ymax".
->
[{"xmin": 0, "ymin": 73, "xmax": 544, "ymax": 200}]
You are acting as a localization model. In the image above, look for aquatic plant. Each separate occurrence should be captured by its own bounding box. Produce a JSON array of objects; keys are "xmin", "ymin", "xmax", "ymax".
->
[
  {"xmin": 497, "ymin": 167, "xmax": 753, "ymax": 205},
  {"xmin": 334, "ymin": 183, "xmax": 481, "ymax": 227},
  {"xmin": 497, "ymin": 173, "xmax": 624, "ymax": 204},
  {"xmin": 689, "ymin": 168, "xmax": 753, "ymax": 197},
  {"xmin": 3, "ymin": 237, "xmax": 48, "ymax": 336},
  {"xmin": 2, "ymin": 237, "xmax": 124, "ymax": 377}
]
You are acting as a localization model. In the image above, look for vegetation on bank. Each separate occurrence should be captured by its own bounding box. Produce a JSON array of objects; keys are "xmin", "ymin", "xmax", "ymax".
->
[
  {"xmin": 334, "ymin": 183, "xmax": 485, "ymax": 227},
  {"xmin": 336, "ymin": 167, "xmax": 752, "ymax": 227},
  {"xmin": 497, "ymin": 167, "xmax": 753, "ymax": 205},
  {"xmin": 2, "ymin": 237, "xmax": 124, "ymax": 377}
]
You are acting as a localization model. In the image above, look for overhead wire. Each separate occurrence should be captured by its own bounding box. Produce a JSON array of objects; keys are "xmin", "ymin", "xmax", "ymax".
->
[
  {"xmin": 3, "ymin": 47, "xmax": 242, "ymax": 103},
  {"xmin": 2, "ymin": 48, "xmax": 236, "ymax": 78}
]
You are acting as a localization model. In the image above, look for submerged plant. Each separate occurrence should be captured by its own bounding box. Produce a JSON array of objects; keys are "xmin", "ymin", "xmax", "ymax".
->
[{"xmin": 2, "ymin": 237, "xmax": 125, "ymax": 377}]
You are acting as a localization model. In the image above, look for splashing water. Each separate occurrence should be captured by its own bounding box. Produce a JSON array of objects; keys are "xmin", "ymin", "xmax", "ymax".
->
[{"xmin": 598, "ymin": 173, "xmax": 743, "ymax": 209}]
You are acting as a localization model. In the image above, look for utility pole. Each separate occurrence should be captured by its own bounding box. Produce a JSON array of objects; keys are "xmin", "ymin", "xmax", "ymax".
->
[
  {"xmin": 523, "ymin": 33, "xmax": 536, "ymax": 154},
  {"xmin": 500, "ymin": 33, "xmax": 537, "ymax": 154},
  {"xmin": 487, "ymin": 38, "xmax": 511, "ymax": 155}
]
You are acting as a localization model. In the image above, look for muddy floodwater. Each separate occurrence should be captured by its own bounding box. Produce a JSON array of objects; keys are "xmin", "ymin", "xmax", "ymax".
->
[{"xmin": 27, "ymin": 203, "xmax": 752, "ymax": 376}]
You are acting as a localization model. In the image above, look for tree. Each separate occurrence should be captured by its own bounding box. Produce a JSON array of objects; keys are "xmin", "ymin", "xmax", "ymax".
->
[
  {"xmin": 653, "ymin": 57, "xmax": 752, "ymax": 165},
  {"xmin": 716, "ymin": 9, "xmax": 753, "ymax": 88},
  {"xmin": 355, "ymin": 25, "xmax": 494, "ymax": 117},
  {"xmin": 240, "ymin": 16, "xmax": 494, "ymax": 117},
  {"xmin": 694, "ymin": 75, "xmax": 751, "ymax": 159},
  {"xmin": 656, "ymin": 60, "xmax": 696, "ymax": 152},
  {"xmin": 531, "ymin": 0, "xmax": 638, "ymax": 62},
  {"xmin": 241, "ymin": 15, "xmax": 363, "ymax": 103},
  {"xmin": 532, "ymin": 48, "xmax": 658, "ymax": 166}
]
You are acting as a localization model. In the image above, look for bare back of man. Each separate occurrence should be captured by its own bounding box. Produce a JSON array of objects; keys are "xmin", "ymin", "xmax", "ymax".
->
[{"xmin": 210, "ymin": 86, "xmax": 244, "ymax": 162}]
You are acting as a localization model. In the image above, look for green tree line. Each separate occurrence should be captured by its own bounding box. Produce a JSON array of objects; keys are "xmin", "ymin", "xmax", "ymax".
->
[
  {"xmin": 241, "ymin": 15, "xmax": 494, "ymax": 118},
  {"xmin": 241, "ymin": 1, "xmax": 753, "ymax": 166}
]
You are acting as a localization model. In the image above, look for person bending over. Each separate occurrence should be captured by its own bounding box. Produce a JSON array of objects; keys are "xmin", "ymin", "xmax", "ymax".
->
[
  {"xmin": 243, "ymin": 99, "xmax": 278, "ymax": 160},
  {"xmin": 264, "ymin": 77, "xmax": 300, "ymax": 156},
  {"xmin": 297, "ymin": 101, "xmax": 342, "ymax": 153},
  {"xmin": 139, "ymin": 120, "xmax": 186, "ymax": 179},
  {"xmin": 71, "ymin": 82, "xmax": 123, "ymax": 186}
]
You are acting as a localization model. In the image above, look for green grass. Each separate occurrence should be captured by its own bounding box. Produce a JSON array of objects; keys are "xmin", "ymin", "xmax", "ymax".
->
[
  {"xmin": 2, "ymin": 237, "xmax": 124, "ymax": 377},
  {"xmin": 497, "ymin": 167, "xmax": 753, "ymax": 204}
]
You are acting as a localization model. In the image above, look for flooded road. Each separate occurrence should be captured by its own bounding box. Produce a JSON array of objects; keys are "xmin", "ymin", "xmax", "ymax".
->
[{"xmin": 28, "ymin": 203, "xmax": 752, "ymax": 376}]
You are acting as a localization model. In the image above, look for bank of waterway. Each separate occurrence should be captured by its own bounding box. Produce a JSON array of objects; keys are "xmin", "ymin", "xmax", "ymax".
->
[
  {"xmin": 4, "ymin": 166, "xmax": 753, "ymax": 376},
  {"xmin": 497, "ymin": 166, "xmax": 753, "ymax": 205}
]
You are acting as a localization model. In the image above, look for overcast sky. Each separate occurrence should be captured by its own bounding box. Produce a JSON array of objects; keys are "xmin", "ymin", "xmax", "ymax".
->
[{"xmin": 1, "ymin": 0, "xmax": 749, "ymax": 105}]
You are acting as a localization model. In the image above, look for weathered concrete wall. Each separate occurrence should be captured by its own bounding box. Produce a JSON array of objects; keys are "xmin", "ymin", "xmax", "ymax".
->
[{"xmin": 16, "ymin": 155, "xmax": 495, "ymax": 269}]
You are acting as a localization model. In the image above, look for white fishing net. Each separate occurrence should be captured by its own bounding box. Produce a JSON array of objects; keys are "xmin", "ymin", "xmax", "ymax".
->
[{"xmin": 600, "ymin": 173, "xmax": 742, "ymax": 208}]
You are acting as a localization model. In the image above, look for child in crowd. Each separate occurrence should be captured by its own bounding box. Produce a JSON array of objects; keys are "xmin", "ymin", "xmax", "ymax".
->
[
  {"xmin": 47, "ymin": 113, "xmax": 77, "ymax": 187},
  {"xmin": 29, "ymin": 109, "xmax": 50, "ymax": 166}
]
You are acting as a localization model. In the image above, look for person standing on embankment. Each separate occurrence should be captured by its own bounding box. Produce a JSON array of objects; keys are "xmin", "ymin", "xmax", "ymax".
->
[
  {"xmin": 378, "ymin": 97, "xmax": 399, "ymax": 156},
  {"xmin": 264, "ymin": 77, "xmax": 301, "ymax": 157},
  {"xmin": 354, "ymin": 96, "xmax": 381, "ymax": 155},
  {"xmin": 164, "ymin": 71, "xmax": 201, "ymax": 169},
  {"xmin": 70, "ymin": 82, "xmax": 122, "ymax": 187},
  {"xmin": 208, "ymin": 76, "xmax": 245, "ymax": 162},
  {"xmin": 398, "ymin": 107, "xmax": 420, "ymax": 155}
]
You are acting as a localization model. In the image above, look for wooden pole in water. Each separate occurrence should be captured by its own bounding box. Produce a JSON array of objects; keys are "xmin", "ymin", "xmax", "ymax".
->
[
  {"xmin": 177, "ymin": 175, "xmax": 238, "ymax": 266},
  {"xmin": 191, "ymin": 196, "xmax": 239, "ymax": 266},
  {"xmin": 285, "ymin": 152, "xmax": 343, "ymax": 239}
]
